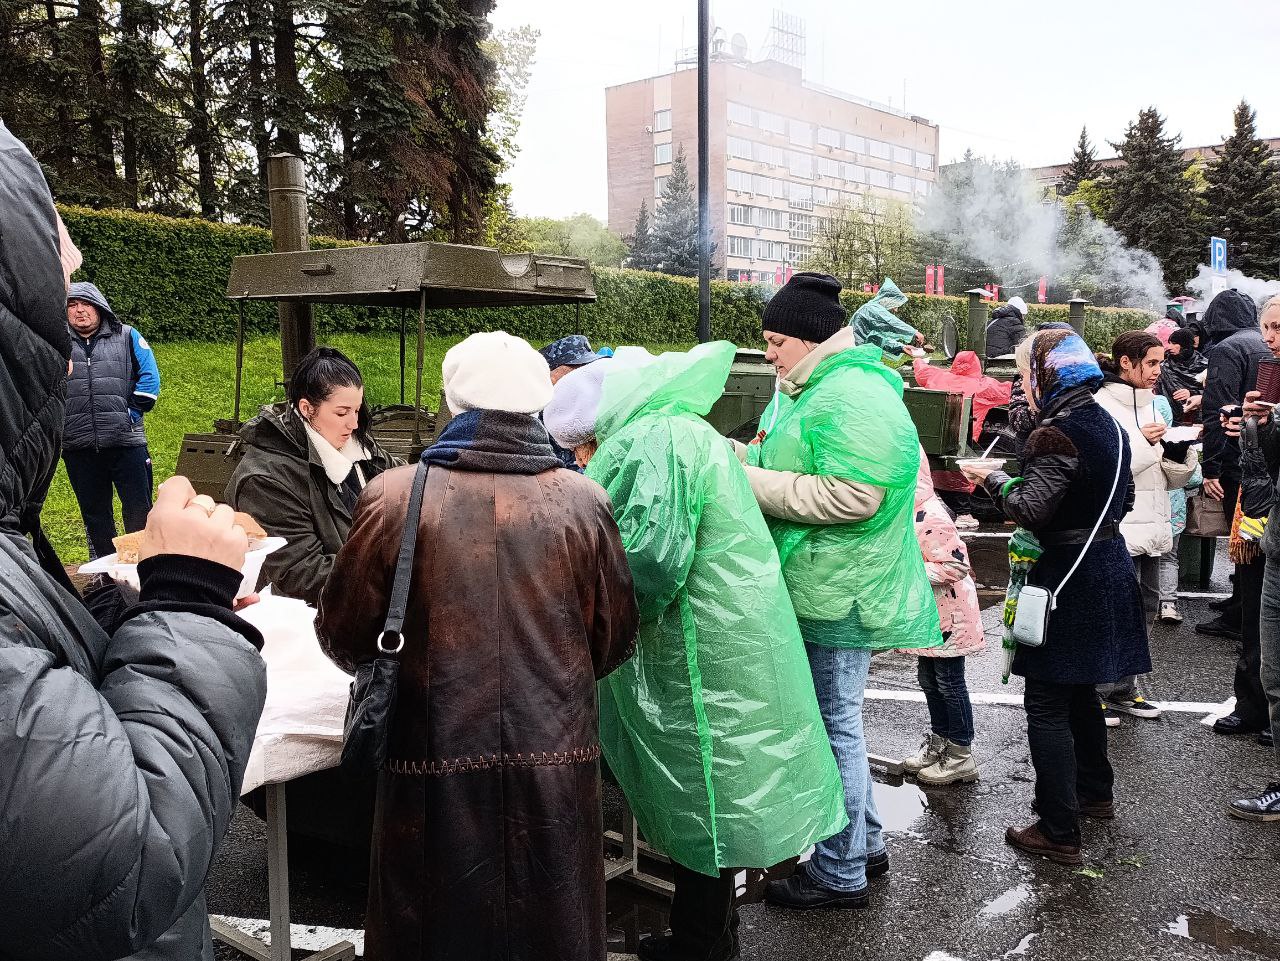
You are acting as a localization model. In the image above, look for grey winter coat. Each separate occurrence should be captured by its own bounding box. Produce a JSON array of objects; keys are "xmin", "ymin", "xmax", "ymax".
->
[
  {"xmin": 226, "ymin": 405, "xmax": 398, "ymax": 606},
  {"xmin": 63, "ymin": 281, "xmax": 161, "ymax": 451},
  {"xmin": 0, "ymin": 121, "xmax": 267, "ymax": 961}
]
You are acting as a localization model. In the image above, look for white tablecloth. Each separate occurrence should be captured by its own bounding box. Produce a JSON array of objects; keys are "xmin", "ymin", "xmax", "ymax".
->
[{"xmin": 236, "ymin": 591, "xmax": 350, "ymax": 794}]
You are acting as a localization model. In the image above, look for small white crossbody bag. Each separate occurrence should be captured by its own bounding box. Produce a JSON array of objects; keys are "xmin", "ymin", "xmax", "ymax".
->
[{"xmin": 1012, "ymin": 417, "xmax": 1125, "ymax": 648}]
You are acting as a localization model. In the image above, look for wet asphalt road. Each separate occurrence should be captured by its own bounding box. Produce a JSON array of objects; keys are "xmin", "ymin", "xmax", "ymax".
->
[{"xmin": 207, "ymin": 538, "xmax": 1280, "ymax": 961}]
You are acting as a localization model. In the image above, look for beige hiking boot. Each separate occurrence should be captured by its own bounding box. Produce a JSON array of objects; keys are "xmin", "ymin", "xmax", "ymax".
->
[
  {"xmin": 917, "ymin": 741, "xmax": 979, "ymax": 786},
  {"xmin": 903, "ymin": 733, "xmax": 945, "ymax": 775}
]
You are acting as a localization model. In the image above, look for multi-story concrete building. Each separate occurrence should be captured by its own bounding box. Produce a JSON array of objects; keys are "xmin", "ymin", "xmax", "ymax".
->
[{"xmin": 605, "ymin": 58, "xmax": 940, "ymax": 282}]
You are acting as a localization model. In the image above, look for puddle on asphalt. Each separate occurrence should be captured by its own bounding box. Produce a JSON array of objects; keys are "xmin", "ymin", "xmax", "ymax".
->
[
  {"xmin": 979, "ymin": 883, "xmax": 1032, "ymax": 918},
  {"xmin": 605, "ymin": 775, "xmax": 929, "ymax": 950},
  {"xmin": 1166, "ymin": 910, "xmax": 1280, "ymax": 959}
]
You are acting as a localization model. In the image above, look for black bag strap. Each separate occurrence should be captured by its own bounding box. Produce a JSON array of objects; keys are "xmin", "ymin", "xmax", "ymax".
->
[{"xmin": 377, "ymin": 461, "xmax": 429, "ymax": 655}]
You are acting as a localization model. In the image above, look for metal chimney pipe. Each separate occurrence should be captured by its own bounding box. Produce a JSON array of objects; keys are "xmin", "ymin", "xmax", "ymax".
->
[
  {"xmin": 1068, "ymin": 294, "xmax": 1089, "ymax": 338},
  {"xmin": 268, "ymin": 153, "xmax": 315, "ymax": 382},
  {"xmin": 965, "ymin": 289, "xmax": 990, "ymax": 360}
]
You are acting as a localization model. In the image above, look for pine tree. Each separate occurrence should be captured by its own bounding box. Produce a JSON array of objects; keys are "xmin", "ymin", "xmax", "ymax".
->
[
  {"xmin": 650, "ymin": 145, "xmax": 714, "ymax": 276},
  {"xmin": 1060, "ymin": 125, "xmax": 1103, "ymax": 196},
  {"xmin": 1205, "ymin": 100, "xmax": 1280, "ymax": 279},
  {"xmin": 625, "ymin": 200, "xmax": 657, "ymax": 271},
  {"xmin": 1106, "ymin": 107, "xmax": 1203, "ymax": 294}
]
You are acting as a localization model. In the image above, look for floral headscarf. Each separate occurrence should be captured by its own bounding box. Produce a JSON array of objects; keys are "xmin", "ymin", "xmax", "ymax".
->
[{"xmin": 1027, "ymin": 327, "xmax": 1103, "ymax": 410}]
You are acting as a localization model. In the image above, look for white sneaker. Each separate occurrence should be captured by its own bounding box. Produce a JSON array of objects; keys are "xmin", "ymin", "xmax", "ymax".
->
[
  {"xmin": 955, "ymin": 514, "xmax": 980, "ymax": 531},
  {"xmin": 903, "ymin": 733, "xmax": 945, "ymax": 774},
  {"xmin": 917, "ymin": 742, "xmax": 980, "ymax": 785},
  {"xmin": 1158, "ymin": 602, "xmax": 1182, "ymax": 624}
]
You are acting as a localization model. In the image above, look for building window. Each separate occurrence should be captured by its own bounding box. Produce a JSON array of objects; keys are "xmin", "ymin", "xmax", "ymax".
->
[
  {"xmin": 788, "ymin": 183, "xmax": 814, "ymax": 209},
  {"xmin": 893, "ymin": 145, "xmax": 913, "ymax": 165},
  {"xmin": 842, "ymin": 162, "xmax": 866, "ymax": 184},
  {"xmin": 789, "ymin": 120, "xmax": 813, "ymax": 147},
  {"xmin": 751, "ymin": 206, "xmax": 784, "ymax": 230},
  {"xmin": 655, "ymin": 175, "xmax": 670, "ymax": 197},
  {"xmin": 728, "ymin": 203, "xmax": 750, "ymax": 225},
  {"xmin": 915, "ymin": 178, "xmax": 931, "ymax": 197},
  {"xmin": 788, "ymin": 151, "xmax": 813, "ymax": 179},
  {"xmin": 728, "ymin": 169, "xmax": 752, "ymax": 192},
  {"xmin": 817, "ymin": 127, "xmax": 841, "ymax": 149},
  {"xmin": 654, "ymin": 142, "xmax": 672, "ymax": 165},
  {"xmin": 892, "ymin": 173, "xmax": 912, "ymax": 193},
  {"xmin": 755, "ymin": 142, "xmax": 785, "ymax": 166},
  {"xmin": 757, "ymin": 110, "xmax": 786, "ymax": 135},
  {"xmin": 866, "ymin": 167, "xmax": 891, "ymax": 188},
  {"xmin": 868, "ymin": 139, "xmax": 892, "ymax": 160},
  {"xmin": 754, "ymin": 239, "xmax": 781, "ymax": 261},
  {"xmin": 789, "ymin": 213, "xmax": 813, "ymax": 240},
  {"xmin": 727, "ymin": 235, "xmax": 753, "ymax": 257},
  {"xmin": 845, "ymin": 134, "xmax": 867, "ymax": 155},
  {"xmin": 654, "ymin": 109, "xmax": 671, "ymax": 132},
  {"xmin": 915, "ymin": 151, "xmax": 934, "ymax": 171},
  {"xmin": 817, "ymin": 157, "xmax": 841, "ymax": 179},
  {"xmin": 728, "ymin": 101, "xmax": 752, "ymax": 126},
  {"xmin": 727, "ymin": 136, "xmax": 753, "ymax": 160}
]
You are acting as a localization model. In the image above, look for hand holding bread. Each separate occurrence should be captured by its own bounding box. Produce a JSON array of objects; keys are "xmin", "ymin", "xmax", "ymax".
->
[{"xmin": 117, "ymin": 476, "xmax": 264, "ymax": 571}]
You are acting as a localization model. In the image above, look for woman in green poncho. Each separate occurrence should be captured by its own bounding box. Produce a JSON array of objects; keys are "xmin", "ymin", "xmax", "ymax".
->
[
  {"xmin": 850, "ymin": 277, "xmax": 923, "ymax": 361},
  {"xmin": 544, "ymin": 342, "xmax": 847, "ymax": 961},
  {"xmin": 736, "ymin": 272, "xmax": 941, "ymax": 911}
]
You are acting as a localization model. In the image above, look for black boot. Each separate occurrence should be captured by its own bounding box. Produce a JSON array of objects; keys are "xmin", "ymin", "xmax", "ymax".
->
[{"xmin": 763, "ymin": 864, "xmax": 868, "ymax": 910}]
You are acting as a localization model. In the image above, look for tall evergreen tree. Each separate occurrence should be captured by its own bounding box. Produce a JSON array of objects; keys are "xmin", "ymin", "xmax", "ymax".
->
[
  {"xmin": 1205, "ymin": 100, "xmax": 1280, "ymax": 279},
  {"xmin": 625, "ymin": 200, "xmax": 657, "ymax": 271},
  {"xmin": 1059, "ymin": 125, "xmax": 1103, "ymax": 196},
  {"xmin": 1106, "ymin": 107, "xmax": 1203, "ymax": 293},
  {"xmin": 650, "ymin": 145, "xmax": 714, "ymax": 276}
]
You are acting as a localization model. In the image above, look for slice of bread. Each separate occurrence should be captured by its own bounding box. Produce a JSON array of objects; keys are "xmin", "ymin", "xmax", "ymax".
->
[{"xmin": 110, "ymin": 510, "xmax": 269, "ymax": 564}]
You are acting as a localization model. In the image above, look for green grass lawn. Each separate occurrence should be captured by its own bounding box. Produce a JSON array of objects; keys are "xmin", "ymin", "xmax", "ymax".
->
[{"xmin": 42, "ymin": 333, "xmax": 695, "ymax": 564}]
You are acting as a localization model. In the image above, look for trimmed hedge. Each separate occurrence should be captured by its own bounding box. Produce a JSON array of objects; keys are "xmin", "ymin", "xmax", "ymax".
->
[{"xmin": 61, "ymin": 205, "xmax": 1156, "ymax": 350}]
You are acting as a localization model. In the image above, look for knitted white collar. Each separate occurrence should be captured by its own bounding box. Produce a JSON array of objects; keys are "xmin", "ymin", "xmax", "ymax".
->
[{"xmin": 303, "ymin": 421, "xmax": 371, "ymax": 485}]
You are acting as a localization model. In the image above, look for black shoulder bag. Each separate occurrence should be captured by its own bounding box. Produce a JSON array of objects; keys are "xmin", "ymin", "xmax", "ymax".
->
[{"xmin": 340, "ymin": 460, "xmax": 429, "ymax": 779}]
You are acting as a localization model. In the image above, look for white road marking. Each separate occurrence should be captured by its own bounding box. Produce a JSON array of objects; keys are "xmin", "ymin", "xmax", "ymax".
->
[
  {"xmin": 1177, "ymin": 591, "xmax": 1231, "ymax": 599},
  {"xmin": 212, "ymin": 915, "xmax": 364, "ymax": 956},
  {"xmin": 865, "ymin": 688, "xmax": 1233, "ymax": 715}
]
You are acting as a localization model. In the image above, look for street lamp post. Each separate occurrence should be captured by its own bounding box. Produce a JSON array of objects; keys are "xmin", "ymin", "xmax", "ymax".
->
[{"xmin": 696, "ymin": 0, "xmax": 711, "ymax": 343}]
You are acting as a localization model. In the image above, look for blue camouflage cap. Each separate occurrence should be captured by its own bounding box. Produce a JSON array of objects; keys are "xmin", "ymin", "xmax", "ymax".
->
[{"xmin": 539, "ymin": 335, "xmax": 599, "ymax": 369}]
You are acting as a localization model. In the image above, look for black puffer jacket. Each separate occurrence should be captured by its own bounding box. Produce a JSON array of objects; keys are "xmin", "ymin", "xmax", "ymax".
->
[
  {"xmin": 985, "ymin": 304, "xmax": 1027, "ymax": 358},
  {"xmin": 1201, "ymin": 289, "xmax": 1268, "ymax": 480},
  {"xmin": 0, "ymin": 122, "xmax": 267, "ymax": 961}
]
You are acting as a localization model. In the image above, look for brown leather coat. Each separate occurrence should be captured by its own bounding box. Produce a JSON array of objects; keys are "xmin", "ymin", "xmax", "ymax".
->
[{"xmin": 318, "ymin": 463, "xmax": 638, "ymax": 961}]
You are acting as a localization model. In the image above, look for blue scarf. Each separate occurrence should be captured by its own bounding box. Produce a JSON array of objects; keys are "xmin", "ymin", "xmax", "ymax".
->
[{"xmin": 423, "ymin": 409, "xmax": 562, "ymax": 475}]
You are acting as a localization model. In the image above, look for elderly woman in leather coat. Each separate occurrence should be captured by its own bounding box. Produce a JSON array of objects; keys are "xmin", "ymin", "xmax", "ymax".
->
[
  {"xmin": 226, "ymin": 346, "xmax": 399, "ymax": 607},
  {"xmin": 318, "ymin": 332, "xmax": 639, "ymax": 961},
  {"xmin": 962, "ymin": 327, "xmax": 1149, "ymax": 867}
]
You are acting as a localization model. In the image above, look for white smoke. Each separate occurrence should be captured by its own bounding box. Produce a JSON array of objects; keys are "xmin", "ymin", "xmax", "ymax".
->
[
  {"xmin": 1187, "ymin": 265, "xmax": 1280, "ymax": 313},
  {"xmin": 919, "ymin": 158, "xmax": 1167, "ymax": 309}
]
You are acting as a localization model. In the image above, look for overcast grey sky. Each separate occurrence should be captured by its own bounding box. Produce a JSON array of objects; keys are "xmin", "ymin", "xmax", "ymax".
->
[{"xmin": 489, "ymin": 0, "xmax": 1280, "ymax": 220}]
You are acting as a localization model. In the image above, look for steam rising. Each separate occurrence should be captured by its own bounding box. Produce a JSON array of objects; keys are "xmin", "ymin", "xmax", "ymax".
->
[
  {"xmin": 919, "ymin": 159, "xmax": 1167, "ymax": 309},
  {"xmin": 1188, "ymin": 265, "xmax": 1280, "ymax": 312}
]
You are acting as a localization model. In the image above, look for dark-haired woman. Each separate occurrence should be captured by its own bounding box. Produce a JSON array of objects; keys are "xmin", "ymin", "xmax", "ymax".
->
[
  {"xmin": 227, "ymin": 346, "xmax": 399, "ymax": 606},
  {"xmin": 1093, "ymin": 332, "xmax": 1197, "ymax": 722}
]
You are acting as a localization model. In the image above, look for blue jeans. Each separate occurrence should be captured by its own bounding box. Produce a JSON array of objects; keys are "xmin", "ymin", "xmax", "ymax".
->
[
  {"xmin": 917, "ymin": 656, "xmax": 974, "ymax": 746},
  {"xmin": 804, "ymin": 643, "xmax": 883, "ymax": 892}
]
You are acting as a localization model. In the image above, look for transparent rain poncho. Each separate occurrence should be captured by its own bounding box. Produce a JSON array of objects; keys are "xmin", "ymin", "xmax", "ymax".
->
[
  {"xmin": 586, "ymin": 341, "xmax": 847, "ymax": 876},
  {"xmin": 850, "ymin": 277, "xmax": 916, "ymax": 358},
  {"xmin": 747, "ymin": 342, "xmax": 942, "ymax": 650}
]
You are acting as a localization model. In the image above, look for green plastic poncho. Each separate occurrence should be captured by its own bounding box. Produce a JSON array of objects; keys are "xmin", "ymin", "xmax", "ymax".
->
[
  {"xmin": 586, "ymin": 341, "xmax": 848, "ymax": 876},
  {"xmin": 747, "ymin": 342, "xmax": 941, "ymax": 650},
  {"xmin": 851, "ymin": 277, "xmax": 917, "ymax": 359}
]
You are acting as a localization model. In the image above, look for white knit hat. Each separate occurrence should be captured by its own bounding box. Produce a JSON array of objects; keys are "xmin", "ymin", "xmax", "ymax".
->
[
  {"xmin": 442, "ymin": 331, "xmax": 553, "ymax": 415},
  {"xmin": 1007, "ymin": 296, "xmax": 1028, "ymax": 318},
  {"xmin": 544, "ymin": 359, "xmax": 611, "ymax": 448}
]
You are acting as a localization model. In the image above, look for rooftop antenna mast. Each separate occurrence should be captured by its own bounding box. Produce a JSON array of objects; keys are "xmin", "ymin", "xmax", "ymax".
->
[{"xmin": 761, "ymin": 9, "xmax": 805, "ymax": 71}]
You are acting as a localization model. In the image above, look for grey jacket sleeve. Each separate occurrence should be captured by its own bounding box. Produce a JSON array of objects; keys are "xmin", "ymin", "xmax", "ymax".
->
[
  {"xmin": 742, "ymin": 464, "xmax": 885, "ymax": 524},
  {"xmin": 0, "ymin": 608, "xmax": 266, "ymax": 961}
]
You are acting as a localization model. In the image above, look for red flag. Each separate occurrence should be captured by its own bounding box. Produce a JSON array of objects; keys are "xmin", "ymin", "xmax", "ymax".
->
[
  {"xmin": 925, "ymin": 265, "xmax": 935, "ymax": 296},
  {"xmin": 992, "ymin": 284, "xmax": 1000, "ymax": 301},
  {"xmin": 936, "ymin": 265, "xmax": 945, "ymax": 295},
  {"xmin": 785, "ymin": 265, "xmax": 794, "ymax": 283},
  {"xmin": 1037, "ymin": 276, "xmax": 1048, "ymax": 303},
  {"xmin": 775, "ymin": 266, "xmax": 784, "ymax": 285}
]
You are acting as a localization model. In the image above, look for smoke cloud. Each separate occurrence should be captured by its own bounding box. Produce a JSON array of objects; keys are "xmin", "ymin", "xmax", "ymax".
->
[
  {"xmin": 1187, "ymin": 265, "xmax": 1280, "ymax": 313},
  {"xmin": 919, "ymin": 158, "xmax": 1167, "ymax": 309}
]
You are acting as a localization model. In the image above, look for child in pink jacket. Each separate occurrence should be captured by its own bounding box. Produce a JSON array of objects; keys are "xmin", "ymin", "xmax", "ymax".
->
[{"xmin": 903, "ymin": 448, "xmax": 986, "ymax": 785}]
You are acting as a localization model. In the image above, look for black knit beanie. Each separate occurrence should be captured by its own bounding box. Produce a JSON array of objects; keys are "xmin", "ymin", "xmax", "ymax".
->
[{"xmin": 761, "ymin": 272, "xmax": 847, "ymax": 342}]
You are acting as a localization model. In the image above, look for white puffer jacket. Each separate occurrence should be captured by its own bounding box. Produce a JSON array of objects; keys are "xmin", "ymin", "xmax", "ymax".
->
[{"xmin": 1094, "ymin": 378, "xmax": 1199, "ymax": 557}]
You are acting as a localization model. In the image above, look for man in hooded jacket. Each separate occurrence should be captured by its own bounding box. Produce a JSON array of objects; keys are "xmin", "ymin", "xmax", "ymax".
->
[
  {"xmin": 986, "ymin": 297, "xmax": 1029, "ymax": 359},
  {"xmin": 0, "ymin": 121, "xmax": 267, "ymax": 961}
]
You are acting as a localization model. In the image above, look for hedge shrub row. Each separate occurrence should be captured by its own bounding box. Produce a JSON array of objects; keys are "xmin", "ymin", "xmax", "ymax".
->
[{"xmin": 61, "ymin": 205, "xmax": 1156, "ymax": 350}]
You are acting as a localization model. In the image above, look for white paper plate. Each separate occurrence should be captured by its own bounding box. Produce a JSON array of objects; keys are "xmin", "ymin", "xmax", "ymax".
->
[{"xmin": 80, "ymin": 537, "xmax": 287, "ymax": 599}]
